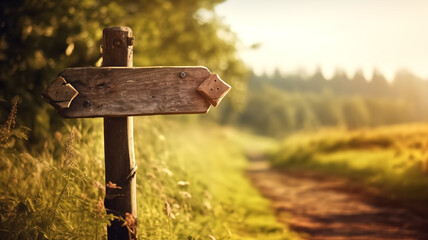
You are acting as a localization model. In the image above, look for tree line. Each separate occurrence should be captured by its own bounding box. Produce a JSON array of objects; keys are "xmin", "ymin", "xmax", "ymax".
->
[{"xmin": 226, "ymin": 68, "xmax": 428, "ymax": 137}]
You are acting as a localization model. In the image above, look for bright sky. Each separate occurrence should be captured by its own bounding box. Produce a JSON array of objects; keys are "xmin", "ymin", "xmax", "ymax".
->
[{"xmin": 215, "ymin": 0, "xmax": 428, "ymax": 80}]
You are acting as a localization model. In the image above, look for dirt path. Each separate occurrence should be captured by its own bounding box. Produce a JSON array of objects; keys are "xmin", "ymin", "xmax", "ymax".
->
[{"xmin": 247, "ymin": 155, "xmax": 428, "ymax": 240}]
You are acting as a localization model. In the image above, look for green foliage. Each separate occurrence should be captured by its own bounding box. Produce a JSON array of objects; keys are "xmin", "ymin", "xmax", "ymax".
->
[
  {"xmin": 0, "ymin": 102, "xmax": 295, "ymax": 239},
  {"xmin": 236, "ymin": 85, "xmax": 411, "ymax": 137},
  {"xmin": 0, "ymin": 105, "xmax": 111, "ymax": 239},
  {"xmin": 130, "ymin": 117, "xmax": 295, "ymax": 239},
  {"xmin": 0, "ymin": 0, "xmax": 247, "ymax": 143},
  {"xmin": 233, "ymin": 69, "xmax": 426, "ymax": 137},
  {"xmin": 271, "ymin": 124, "xmax": 428, "ymax": 202}
]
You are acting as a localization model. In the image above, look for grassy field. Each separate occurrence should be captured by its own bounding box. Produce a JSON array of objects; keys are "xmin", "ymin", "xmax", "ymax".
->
[
  {"xmin": 0, "ymin": 106, "xmax": 297, "ymax": 239},
  {"xmin": 271, "ymin": 123, "xmax": 428, "ymax": 203}
]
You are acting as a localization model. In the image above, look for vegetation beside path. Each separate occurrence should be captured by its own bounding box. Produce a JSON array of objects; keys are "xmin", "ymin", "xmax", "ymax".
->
[
  {"xmin": 0, "ymin": 106, "xmax": 296, "ymax": 239},
  {"xmin": 271, "ymin": 123, "xmax": 428, "ymax": 203}
]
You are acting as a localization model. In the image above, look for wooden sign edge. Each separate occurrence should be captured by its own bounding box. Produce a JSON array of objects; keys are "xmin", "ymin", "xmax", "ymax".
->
[
  {"xmin": 57, "ymin": 107, "xmax": 212, "ymax": 119},
  {"xmin": 44, "ymin": 66, "xmax": 230, "ymax": 118}
]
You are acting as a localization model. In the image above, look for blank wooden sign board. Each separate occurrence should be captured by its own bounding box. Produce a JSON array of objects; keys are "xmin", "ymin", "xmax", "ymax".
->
[{"xmin": 42, "ymin": 26, "xmax": 231, "ymax": 240}]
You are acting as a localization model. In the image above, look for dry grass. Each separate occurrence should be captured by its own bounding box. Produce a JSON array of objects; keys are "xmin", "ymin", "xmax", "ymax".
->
[
  {"xmin": 0, "ymin": 103, "xmax": 296, "ymax": 239},
  {"xmin": 272, "ymin": 123, "xmax": 428, "ymax": 202}
]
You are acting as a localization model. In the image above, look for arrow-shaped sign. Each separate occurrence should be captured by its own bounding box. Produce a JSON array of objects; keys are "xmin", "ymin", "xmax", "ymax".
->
[
  {"xmin": 42, "ymin": 66, "xmax": 231, "ymax": 118},
  {"xmin": 42, "ymin": 26, "xmax": 231, "ymax": 240}
]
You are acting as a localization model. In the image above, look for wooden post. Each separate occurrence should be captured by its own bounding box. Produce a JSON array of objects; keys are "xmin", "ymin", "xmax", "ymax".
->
[
  {"xmin": 102, "ymin": 27, "xmax": 137, "ymax": 240},
  {"xmin": 42, "ymin": 25, "xmax": 231, "ymax": 240}
]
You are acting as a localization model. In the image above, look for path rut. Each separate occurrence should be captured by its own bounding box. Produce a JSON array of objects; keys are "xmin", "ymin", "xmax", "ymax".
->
[{"xmin": 247, "ymin": 155, "xmax": 428, "ymax": 240}]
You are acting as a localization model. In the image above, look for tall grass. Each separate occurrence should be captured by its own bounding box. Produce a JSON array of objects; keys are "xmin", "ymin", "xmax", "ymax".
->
[
  {"xmin": 0, "ymin": 103, "xmax": 111, "ymax": 239},
  {"xmin": 132, "ymin": 117, "xmax": 297, "ymax": 239},
  {"xmin": 0, "ymin": 102, "xmax": 296, "ymax": 239},
  {"xmin": 271, "ymin": 124, "xmax": 428, "ymax": 202}
]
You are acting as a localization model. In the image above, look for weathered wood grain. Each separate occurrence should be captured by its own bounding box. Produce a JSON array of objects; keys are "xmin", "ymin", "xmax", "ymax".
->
[
  {"xmin": 102, "ymin": 26, "xmax": 137, "ymax": 240},
  {"xmin": 197, "ymin": 73, "xmax": 231, "ymax": 107},
  {"xmin": 54, "ymin": 66, "xmax": 214, "ymax": 118},
  {"xmin": 102, "ymin": 26, "xmax": 133, "ymax": 67},
  {"xmin": 41, "ymin": 25, "xmax": 232, "ymax": 240},
  {"xmin": 42, "ymin": 76, "xmax": 79, "ymax": 109}
]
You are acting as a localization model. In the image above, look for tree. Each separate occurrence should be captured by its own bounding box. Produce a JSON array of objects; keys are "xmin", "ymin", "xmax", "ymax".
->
[
  {"xmin": 329, "ymin": 68, "xmax": 350, "ymax": 94},
  {"xmin": 0, "ymin": 0, "xmax": 247, "ymax": 143},
  {"xmin": 342, "ymin": 98, "xmax": 370, "ymax": 129},
  {"xmin": 350, "ymin": 69, "xmax": 368, "ymax": 96},
  {"xmin": 308, "ymin": 66, "xmax": 327, "ymax": 93},
  {"xmin": 369, "ymin": 70, "xmax": 390, "ymax": 98}
]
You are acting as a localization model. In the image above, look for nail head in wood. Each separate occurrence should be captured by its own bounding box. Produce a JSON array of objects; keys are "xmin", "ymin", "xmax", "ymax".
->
[
  {"xmin": 83, "ymin": 100, "xmax": 91, "ymax": 107},
  {"xmin": 113, "ymin": 39, "xmax": 123, "ymax": 48}
]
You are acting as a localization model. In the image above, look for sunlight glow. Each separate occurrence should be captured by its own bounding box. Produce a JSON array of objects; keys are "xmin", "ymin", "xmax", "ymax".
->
[{"xmin": 216, "ymin": 0, "xmax": 428, "ymax": 80}]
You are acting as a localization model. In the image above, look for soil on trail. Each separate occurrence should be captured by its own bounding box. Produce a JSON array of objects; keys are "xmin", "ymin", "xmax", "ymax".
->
[{"xmin": 247, "ymin": 155, "xmax": 428, "ymax": 240}]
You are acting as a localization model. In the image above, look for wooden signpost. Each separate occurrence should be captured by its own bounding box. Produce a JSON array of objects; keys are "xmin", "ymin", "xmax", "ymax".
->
[{"xmin": 42, "ymin": 26, "xmax": 231, "ymax": 240}]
